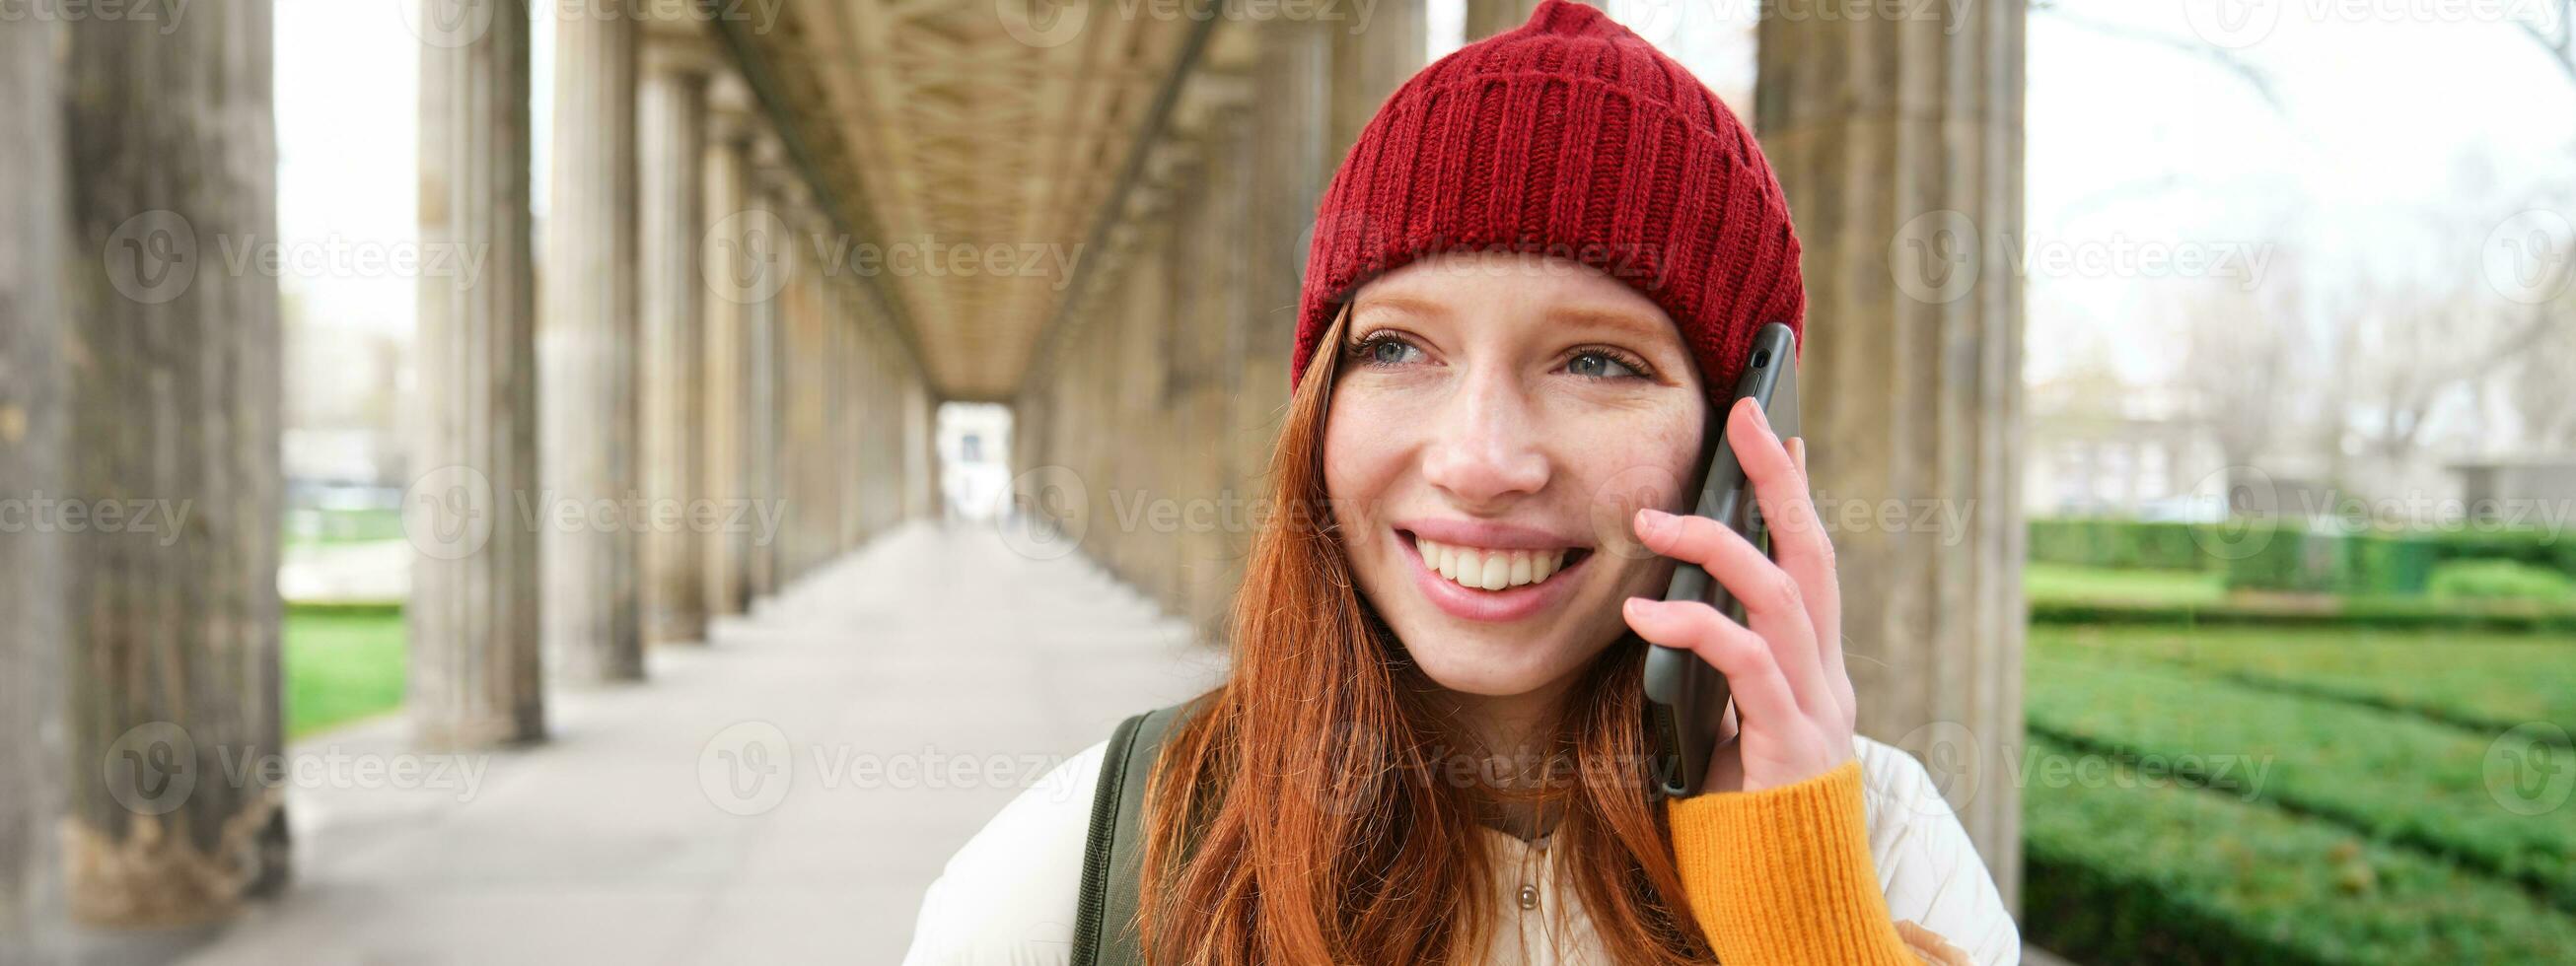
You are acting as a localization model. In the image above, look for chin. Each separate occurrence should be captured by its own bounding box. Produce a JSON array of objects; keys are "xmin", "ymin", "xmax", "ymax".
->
[{"xmin": 1396, "ymin": 621, "xmax": 1594, "ymax": 697}]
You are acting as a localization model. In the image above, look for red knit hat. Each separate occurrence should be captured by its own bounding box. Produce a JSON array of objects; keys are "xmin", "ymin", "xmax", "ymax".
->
[{"xmin": 1292, "ymin": 0, "xmax": 1805, "ymax": 410}]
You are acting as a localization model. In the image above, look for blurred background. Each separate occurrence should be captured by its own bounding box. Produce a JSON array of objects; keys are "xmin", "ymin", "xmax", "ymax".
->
[{"xmin": 2, "ymin": 0, "xmax": 2572, "ymax": 963}]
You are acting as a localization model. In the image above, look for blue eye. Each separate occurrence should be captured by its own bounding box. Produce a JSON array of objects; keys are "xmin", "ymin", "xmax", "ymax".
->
[
  {"xmin": 1353, "ymin": 335, "xmax": 1423, "ymax": 367},
  {"xmin": 1566, "ymin": 350, "xmax": 1641, "ymax": 380}
]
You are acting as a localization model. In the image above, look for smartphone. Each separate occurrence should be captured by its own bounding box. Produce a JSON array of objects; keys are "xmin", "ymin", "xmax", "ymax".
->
[{"xmin": 1642, "ymin": 321, "xmax": 1800, "ymax": 798}]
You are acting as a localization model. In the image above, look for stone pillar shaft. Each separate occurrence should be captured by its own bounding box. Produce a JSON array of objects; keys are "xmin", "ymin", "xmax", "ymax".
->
[
  {"xmin": 413, "ymin": 0, "xmax": 544, "ymax": 745},
  {"xmin": 60, "ymin": 0, "xmax": 290, "ymax": 925},
  {"xmin": 2, "ymin": 10, "xmax": 69, "ymax": 952},
  {"xmin": 741, "ymin": 169, "xmax": 790, "ymax": 597},
  {"xmin": 840, "ymin": 296, "xmax": 872, "ymax": 550},
  {"xmin": 1240, "ymin": 21, "xmax": 1331, "ymax": 511},
  {"xmin": 1756, "ymin": 0, "xmax": 2028, "ymax": 908},
  {"xmin": 697, "ymin": 99, "xmax": 756, "ymax": 616},
  {"xmin": 1464, "ymin": 0, "xmax": 1546, "ymax": 40},
  {"xmin": 541, "ymin": 0, "xmax": 643, "ymax": 682},
  {"xmin": 638, "ymin": 43, "xmax": 710, "ymax": 645},
  {"xmin": 1329, "ymin": 0, "xmax": 1427, "ymax": 154}
]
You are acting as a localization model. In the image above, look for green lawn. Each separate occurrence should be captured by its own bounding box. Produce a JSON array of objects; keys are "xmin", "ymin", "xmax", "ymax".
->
[
  {"xmin": 283, "ymin": 604, "xmax": 405, "ymax": 737},
  {"xmin": 2026, "ymin": 562, "xmax": 2227, "ymax": 607}
]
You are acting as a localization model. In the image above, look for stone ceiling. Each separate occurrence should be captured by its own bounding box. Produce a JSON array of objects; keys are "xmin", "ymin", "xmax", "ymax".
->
[{"xmin": 722, "ymin": 0, "xmax": 1227, "ymax": 401}]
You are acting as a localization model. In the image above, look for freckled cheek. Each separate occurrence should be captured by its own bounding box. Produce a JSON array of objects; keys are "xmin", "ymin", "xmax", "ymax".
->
[
  {"xmin": 1563, "ymin": 410, "xmax": 1704, "ymax": 560},
  {"xmin": 1321, "ymin": 403, "xmax": 1412, "ymax": 560}
]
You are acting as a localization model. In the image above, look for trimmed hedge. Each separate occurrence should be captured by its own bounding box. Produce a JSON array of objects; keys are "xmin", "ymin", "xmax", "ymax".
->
[
  {"xmin": 2029, "ymin": 518, "xmax": 2218, "ymax": 572},
  {"xmin": 2027, "ymin": 518, "xmax": 2573, "ymax": 597},
  {"xmin": 2430, "ymin": 560, "xmax": 2576, "ymax": 602},
  {"xmin": 2031, "ymin": 624, "xmax": 2576, "ymax": 743},
  {"xmin": 2023, "ymin": 733, "xmax": 2576, "ymax": 965},
  {"xmin": 2212, "ymin": 523, "xmax": 2444, "ymax": 595},
  {"xmin": 2028, "ymin": 594, "xmax": 2576, "ymax": 634},
  {"xmin": 284, "ymin": 600, "xmax": 404, "ymax": 620},
  {"xmin": 2028, "ymin": 651, "xmax": 2576, "ymax": 912}
]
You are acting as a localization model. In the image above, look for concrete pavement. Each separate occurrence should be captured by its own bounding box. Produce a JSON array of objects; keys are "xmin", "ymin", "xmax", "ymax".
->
[{"xmin": 183, "ymin": 521, "xmax": 1227, "ymax": 965}]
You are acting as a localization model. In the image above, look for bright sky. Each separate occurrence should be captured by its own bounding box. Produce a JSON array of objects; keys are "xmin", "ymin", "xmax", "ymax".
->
[{"xmin": 274, "ymin": 0, "xmax": 2576, "ymax": 400}]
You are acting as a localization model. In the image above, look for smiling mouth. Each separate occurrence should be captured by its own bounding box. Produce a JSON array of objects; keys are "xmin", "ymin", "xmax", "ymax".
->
[{"xmin": 1404, "ymin": 531, "xmax": 1593, "ymax": 591}]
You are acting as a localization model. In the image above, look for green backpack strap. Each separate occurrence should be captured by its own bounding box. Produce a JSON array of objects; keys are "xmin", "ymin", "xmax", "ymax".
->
[{"xmin": 1071, "ymin": 698, "xmax": 1204, "ymax": 966}]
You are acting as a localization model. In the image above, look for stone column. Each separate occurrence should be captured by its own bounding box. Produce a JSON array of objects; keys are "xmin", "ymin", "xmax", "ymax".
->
[
  {"xmin": 412, "ymin": 0, "xmax": 544, "ymax": 746},
  {"xmin": 1329, "ymin": 0, "xmax": 1426, "ymax": 154},
  {"xmin": 698, "ymin": 75, "xmax": 760, "ymax": 616},
  {"xmin": 1756, "ymin": 0, "xmax": 2029, "ymax": 907},
  {"xmin": 810, "ymin": 269, "xmax": 846, "ymax": 563},
  {"xmin": 778, "ymin": 203, "xmax": 829, "ymax": 580},
  {"xmin": 1186, "ymin": 113, "xmax": 1257, "ymax": 636},
  {"xmin": 2, "ymin": 11, "xmax": 68, "ymax": 952},
  {"xmin": 637, "ymin": 33, "xmax": 717, "ymax": 645},
  {"xmin": 1238, "ymin": 22, "xmax": 1331, "ymax": 523},
  {"xmin": 541, "ymin": 0, "xmax": 643, "ymax": 682},
  {"xmin": 743, "ymin": 143, "xmax": 798, "ymax": 598},
  {"xmin": 60, "ymin": 0, "xmax": 290, "ymax": 925},
  {"xmin": 838, "ymin": 289, "xmax": 871, "ymax": 551},
  {"xmin": 1464, "ymin": 0, "xmax": 1545, "ymax": 40},
  {"xmin": 905, "ymin": 373, "xmax": 937, "ymax": 521}
]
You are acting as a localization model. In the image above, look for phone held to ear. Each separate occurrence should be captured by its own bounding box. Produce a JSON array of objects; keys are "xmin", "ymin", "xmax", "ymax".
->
[{"xmin": 1642, "ymin": 322, "xmax": 1800, "ymax": 798}]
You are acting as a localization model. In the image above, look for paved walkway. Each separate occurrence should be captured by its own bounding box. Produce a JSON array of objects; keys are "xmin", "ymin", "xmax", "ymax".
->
[{"xmin": 184, "ymin": 521, "xmax": 1227, "ymax": 965}]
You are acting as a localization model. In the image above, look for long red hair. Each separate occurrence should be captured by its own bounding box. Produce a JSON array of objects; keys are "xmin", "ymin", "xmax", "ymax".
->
[{"xmin": 1135, "ymin": 307, "xmax": 1714, "ymax": 964}]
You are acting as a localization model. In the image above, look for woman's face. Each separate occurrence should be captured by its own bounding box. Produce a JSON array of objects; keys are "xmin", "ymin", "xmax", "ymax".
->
[{"xmin": 1324, "ymin": 250, "xmax": 1707, "ymax": 701}]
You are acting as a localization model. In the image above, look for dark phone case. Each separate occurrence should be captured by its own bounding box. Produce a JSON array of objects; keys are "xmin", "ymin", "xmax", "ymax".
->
[{"xmin": 1642, "ymin": 322, "xmax": 1800, "ymax": 798}]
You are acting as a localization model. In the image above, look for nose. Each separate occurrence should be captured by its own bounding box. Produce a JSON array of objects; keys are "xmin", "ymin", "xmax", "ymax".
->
[{"xmin": 1418, "ymin": 366, "xmax": 1550, "ymax": 508}]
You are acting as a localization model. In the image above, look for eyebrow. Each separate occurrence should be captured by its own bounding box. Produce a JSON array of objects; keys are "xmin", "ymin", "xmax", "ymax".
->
[
  {"xmin": 1547, "ymin": 304, "xmax": 1671, "ymax": 342},
  {"xmin": 1348, "ymin": 293, "xmax": 1450, "ymax": 324}
]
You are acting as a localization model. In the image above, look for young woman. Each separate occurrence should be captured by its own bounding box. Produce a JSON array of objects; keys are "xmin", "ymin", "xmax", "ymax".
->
[{"xmin": 906, "ymin": 3, "xmax": 2018, "ymax": 963}]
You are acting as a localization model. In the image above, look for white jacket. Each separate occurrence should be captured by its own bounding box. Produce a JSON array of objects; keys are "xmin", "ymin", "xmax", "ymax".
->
[{"xmin": 902, "ymin": 732, "xmax": 2021, "ymax": 965}]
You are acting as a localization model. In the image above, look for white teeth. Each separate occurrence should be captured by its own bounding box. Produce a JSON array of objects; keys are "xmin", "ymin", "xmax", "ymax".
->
[{"xmin": 1412, "ymin": 536, "xmax": 1571, "ymax": 591}]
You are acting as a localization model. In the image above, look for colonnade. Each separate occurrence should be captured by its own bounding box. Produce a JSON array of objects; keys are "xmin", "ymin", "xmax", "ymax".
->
[
  {"xmin": 2, "ymin": 1, "xmax": 940, "ymax": 942},
  {"xmin": 0, "ymin": 0, "xmax": 2027, "ymax": 949}
]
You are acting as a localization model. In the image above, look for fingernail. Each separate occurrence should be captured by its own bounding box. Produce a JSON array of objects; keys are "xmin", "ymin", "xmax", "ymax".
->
[
  {"xmin": 1624, "ymin": 596, "xmax": 1658, "ymax": 619},
  {"xmin": 1635, "ymin": 507, "xmax": 1674, "ymax": 539}
]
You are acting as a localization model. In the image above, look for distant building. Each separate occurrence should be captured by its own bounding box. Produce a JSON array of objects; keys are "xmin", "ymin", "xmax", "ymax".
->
[
  {"xmin": 2023, "ymin": 378, "xmax": 2232, "ymax": 520},
  {"xmin": 939, "ymin": 403, "xmax": 1014, "ymax": 521},
  {"xmin": 2449, "ymin": 455, "xmax": 2576, "ymax": 524}
]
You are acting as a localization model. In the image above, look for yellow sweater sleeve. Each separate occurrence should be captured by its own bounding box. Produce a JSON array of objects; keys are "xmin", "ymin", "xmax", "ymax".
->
[{"xmin": 1666, "ymin": 758, "xmax": 1925, "ymax": 964}]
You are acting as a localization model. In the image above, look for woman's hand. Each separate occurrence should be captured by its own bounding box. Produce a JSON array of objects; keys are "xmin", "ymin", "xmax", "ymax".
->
[{"xmin": 1622, "ymin": 395, "xmax": 1855, "ymax": 794}]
